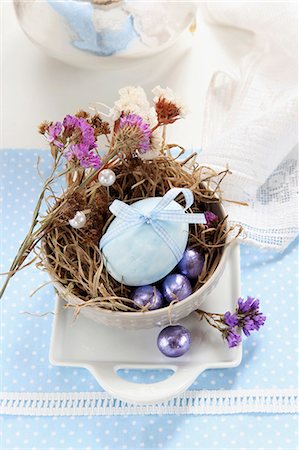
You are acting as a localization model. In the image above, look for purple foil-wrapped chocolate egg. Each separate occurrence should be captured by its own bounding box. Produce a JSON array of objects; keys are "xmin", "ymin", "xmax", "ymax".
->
[
  {"xmin": 162, "ymin": 274, "xmax": 192, "ymax": 304},
  {"xmin": 131, "ymin": 285, "xmax": 163, "ymax": 310},
  {"xmin": 157, "ymin": 325, "xmax": 191, "ymax": 357},
  {"xmin": 178, "ymin": 248, "xmax": 204, "ymax": 279}
]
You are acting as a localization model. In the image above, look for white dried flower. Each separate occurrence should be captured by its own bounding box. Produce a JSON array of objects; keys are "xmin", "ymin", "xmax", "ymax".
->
[
  {"xmin": 112, "ymin": 86, "xmax": 151, "ymax": 120},
  {"xmin": 137, "ymin": 107, "xmax": 163, "ymax": 160},
  {"xmin": 152, "ymin": 85, "xmax": 188, "ymax": 118},
  {"xmin": 143, "ymin": 106, "xmax": 158, "ymax": 128},
  {"xmin": 140, "ymin": 129, "xmax": 163, "ymax": 160}
]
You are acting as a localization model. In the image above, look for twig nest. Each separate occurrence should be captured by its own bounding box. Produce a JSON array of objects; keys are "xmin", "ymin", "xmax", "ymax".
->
[{"xmin": 100, "ymin": 196, "xmax": 189, "ymax": 286}]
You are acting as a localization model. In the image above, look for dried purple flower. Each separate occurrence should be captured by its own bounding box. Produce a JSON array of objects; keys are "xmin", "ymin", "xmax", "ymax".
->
[
  {"xmin": 63, "ymin": 115, "xmax": 96, "ymax": 149},
  {"xmin": 79, "ymin": 152, "xmax": 101, "ymax": 169},
  {"xmin": 60, "ymin": 115, "xmax": 100, "ymax": 169},
  {"xmin": 225, "ymin": 329, "xmax": 242, "ymax": 348},
  {"xmin": 63, "ymin": 114, "xmax": 79, "ymax": 131},
  {"xmin": 65, "ymin": 143, "xmax": 101, "ymax": 170},
  {"xmin": 224, "ymin": 311, "xmax": 238, "ymax": 327},
  {"xmin": 65, "ymin": 143, "xmax": 86, "ymax": 161},
  {"xmin": 46, "ymin": 122, "xmax": 64, "ymax": 148},
  {"xmin": 197, "ymin": 295, "xmax": 266, "ymax": 349},
  {"xmin": 237, "ymin": 296, "xmax": 260, "ymax": 314},
  {"xmin": 118, "ymin": 113, "xmax": 151, "ymax": 154},
  {"xmin": 237, "ymin": 296, "xmax": 266, "ymax": 337},
  {"xmin": 241, "ymin": 317, "xmax": 256, "ymax": 337}
]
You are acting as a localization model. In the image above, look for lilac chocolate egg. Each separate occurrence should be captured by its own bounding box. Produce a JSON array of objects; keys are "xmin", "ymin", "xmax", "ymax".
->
[
  {"xmin": 178, "ymin": 248, "xmax": 204, "ymax": 279},
  {"xmin": 162, "ymin": 274, "xmax": 192, "ymax": 304},
  {"xmin": 131, "ymin": 285, "xmax": 163, "ymax": 310},
  {"xmin": 157, "ymin": 325, "xmax": 191, "ymax": 357}
]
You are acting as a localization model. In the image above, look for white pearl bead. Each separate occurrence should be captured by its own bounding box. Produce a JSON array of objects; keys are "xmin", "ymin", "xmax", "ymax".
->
[
  {"xmin": 69, "ymin": 211, "xmax": 86, "ymax": 229},
  {"xmin": 98, "ymin": 169, "xmax": 116, "ymax": 187}
]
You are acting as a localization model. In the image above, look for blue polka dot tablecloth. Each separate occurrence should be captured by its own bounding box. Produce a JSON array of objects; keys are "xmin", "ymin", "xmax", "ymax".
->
[{"xmin": 0, "ymin": 149, "xmax": 298, "ymax": 450}]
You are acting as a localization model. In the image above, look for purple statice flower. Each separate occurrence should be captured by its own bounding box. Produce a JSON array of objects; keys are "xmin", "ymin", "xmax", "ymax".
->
[
  {"xmin": 225, "ymin": 329, "xmax": 242, "ymax": 348},
  {"xmin": 63, "ymin": 114, "xmax": 79, "ymax": 130},
  {"xmin": 198, "ymin": 295, "xmax": 265, "ymax": 349},
  {"xmin": 65, "ymin": 143, "xmax": 93, "ymax": 162},
  {"xmin": 46, "ymin": 121, "xmax": 63, "ymax": 148},
  {"xmin": 223, "ymin": 296, "xmax": 265, "ymax": 346},
  {"xmin": 65, "ymin": 144, "xmax": 101, "ymax": 170},
  {"xmin": 63, "ymin": 115, "xmax": 96, "ymax": 150},
  {"xmin": 224, "ymin": 311, "xmax": 238, "ymax": 327},
  {"xmin": 62, "ymin": 115, "xmax": 100, "ymax": 169},
  {"xmin": 65, "ymin": 143, "xmax": 86, "ymax": 161},
  {"xmin": 236, "ymin": 296, "xmax": 266, "ymax": 337},
  {"xmin": 119, "ymin": 113, "xmax": 151, "ymax": 153},
  {"xmin": 237, "ymin": 296, "xmax": 260, "ymax": 314},
  {"xmin": 204, "ymin": 211, "xmax": 219, "ymax": 226},
  {"xmin": 223, "ymin": 311, "xmax": 241, "ymax": 347},
  {"xmin": 80, "ymin": 153, "xmax": 101, "ymax": 169},
  {"xmin": 77, "ymin": 118, "xmax": 97, "ymax": 150},
  {"xmin": 241, "ymin": 317, "xmax": 256, "ymax": 337}
]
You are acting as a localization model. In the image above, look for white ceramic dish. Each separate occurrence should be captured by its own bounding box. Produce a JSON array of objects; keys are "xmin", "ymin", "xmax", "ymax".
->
[
  {"xmin": 14, "ymin": 1, "xmax": 197, "ymax": 70},
  {"xmin": 49, "ymin": 244, "xmax": 242, "ymax": 404}
]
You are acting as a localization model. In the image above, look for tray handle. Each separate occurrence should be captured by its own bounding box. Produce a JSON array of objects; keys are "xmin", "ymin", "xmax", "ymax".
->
[{"xmin": 87, "ymin": 362, "xmax": 202, "ymax": 404}]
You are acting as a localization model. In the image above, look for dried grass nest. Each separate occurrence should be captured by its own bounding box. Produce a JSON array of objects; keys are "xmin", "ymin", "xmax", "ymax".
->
[{"xmin": 41, "ymin": 152, "xmax": 238, "ymax": 313}]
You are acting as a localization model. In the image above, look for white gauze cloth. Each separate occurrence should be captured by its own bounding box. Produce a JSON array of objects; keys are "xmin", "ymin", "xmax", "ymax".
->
[{"xmin": 198, "ymin": 2, "xmax": 298, "ymax": 250}]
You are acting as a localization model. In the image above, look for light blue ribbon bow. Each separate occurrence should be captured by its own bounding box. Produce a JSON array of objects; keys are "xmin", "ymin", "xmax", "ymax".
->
[{"xmin": 100, "ymin": 188, "xmax": 206, "ymax": 262}]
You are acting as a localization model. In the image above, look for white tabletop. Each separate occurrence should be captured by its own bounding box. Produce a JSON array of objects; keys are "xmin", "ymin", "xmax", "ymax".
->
[{"xmin": 1, "ymin": 2, "xmax": 252, "ymax": 150}]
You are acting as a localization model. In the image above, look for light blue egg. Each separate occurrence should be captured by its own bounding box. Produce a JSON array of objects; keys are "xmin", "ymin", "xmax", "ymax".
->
[
  {"xmin": 101, "ymin": 197, "xmax": 189, "ymax": 286},
  {"xmin": 48, "ymin": 0, "xmax": 137, "ymax": 56}
]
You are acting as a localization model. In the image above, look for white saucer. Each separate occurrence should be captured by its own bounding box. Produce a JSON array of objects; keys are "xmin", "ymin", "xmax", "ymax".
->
[{"xmin": 49, "ymin": 244, "xmax": 242, "ymax": 404}]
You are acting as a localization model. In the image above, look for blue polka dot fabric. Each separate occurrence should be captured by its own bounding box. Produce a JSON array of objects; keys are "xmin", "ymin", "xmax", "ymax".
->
[{"xmin": 0, "ymin": 150, "xmax": 298, "ymax": 449}]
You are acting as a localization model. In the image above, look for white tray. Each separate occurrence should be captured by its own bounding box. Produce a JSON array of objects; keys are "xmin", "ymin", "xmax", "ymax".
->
[{"xmin": 49, "ymin": 244, "xmax": 242, "ymax": 404}]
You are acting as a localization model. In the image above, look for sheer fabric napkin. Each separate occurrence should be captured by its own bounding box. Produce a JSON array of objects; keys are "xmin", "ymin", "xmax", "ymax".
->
[{"xmin": 199, "ymin": 2, "xmax": 298, "ymax": 249}]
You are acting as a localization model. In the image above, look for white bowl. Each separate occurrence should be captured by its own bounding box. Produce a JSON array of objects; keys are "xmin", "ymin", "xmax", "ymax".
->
[
  {"xmin": 14, "ymin": 0, "xmax": 197, "ymax": 69},
  {"xmin": 52, "ymin": 202, "xmax": 228, "ymax": 330}
]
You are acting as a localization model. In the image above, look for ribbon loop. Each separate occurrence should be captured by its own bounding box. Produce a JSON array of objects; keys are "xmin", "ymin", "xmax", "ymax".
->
[
  {"xmin": 151, "ymin": 187, "xmax": 194, "ymax": 214},
  {"xmin": 100, "ymin": 188, "xmax": 206, "ymax": 262}
]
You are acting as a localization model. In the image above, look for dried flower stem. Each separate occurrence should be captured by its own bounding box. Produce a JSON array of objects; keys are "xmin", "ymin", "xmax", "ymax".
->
[
  {"xmin": 0, "ymin": 157, "xmax": 71, "ymax": 299},
  {"xmin": 196, "ymin": 295, "xmax": 266, "ymax": 348}
]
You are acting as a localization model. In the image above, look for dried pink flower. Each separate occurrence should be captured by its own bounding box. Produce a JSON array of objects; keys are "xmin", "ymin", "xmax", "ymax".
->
[
  {"xmin": 46, "ymin": 122, "xmax": 64, "ymax": 148},
  {"xmin": 113, "ymin": 114, "xmax": 152, "ymax": 156}
]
